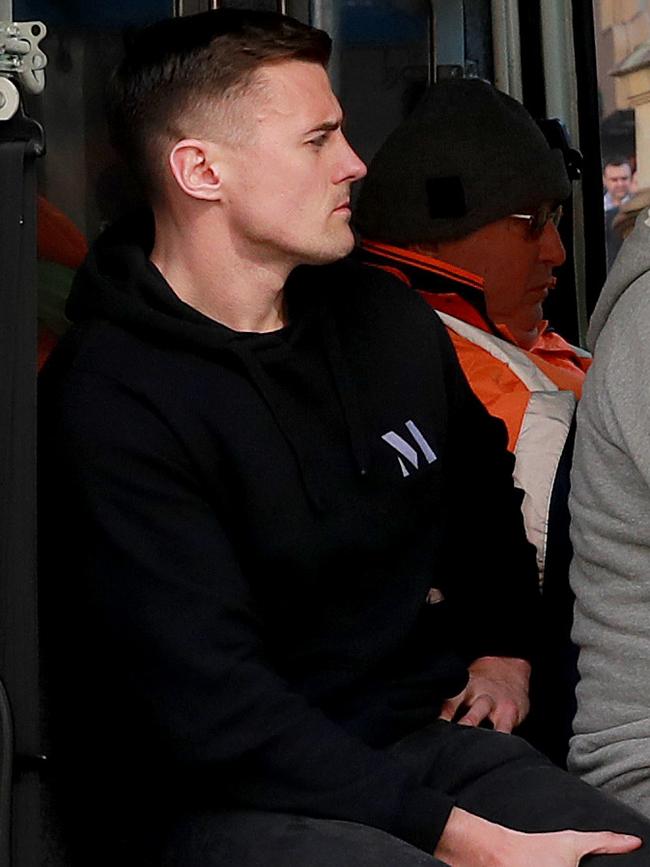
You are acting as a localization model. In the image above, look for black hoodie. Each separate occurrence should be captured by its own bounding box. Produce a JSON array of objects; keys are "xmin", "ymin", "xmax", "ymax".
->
[{"xmin": 39, "ymin": 212, "xmax": 539, "ymax": 857}]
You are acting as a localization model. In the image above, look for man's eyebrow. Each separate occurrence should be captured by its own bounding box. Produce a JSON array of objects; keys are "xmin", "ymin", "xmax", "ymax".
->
[{"xmin": 305, "ymin": 118, "xmax": 343, "ymax": 135}]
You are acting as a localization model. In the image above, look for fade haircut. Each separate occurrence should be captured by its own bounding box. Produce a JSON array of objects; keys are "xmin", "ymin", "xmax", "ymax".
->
[{"xmin": 107, "ymin": 9, "xmax": 331, "ymax": 204}]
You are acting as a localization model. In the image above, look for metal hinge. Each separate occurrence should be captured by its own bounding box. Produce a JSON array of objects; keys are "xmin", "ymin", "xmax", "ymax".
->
[{"xmin": 0, "ymin": 20, "xmax": 46, "ymax": 121}]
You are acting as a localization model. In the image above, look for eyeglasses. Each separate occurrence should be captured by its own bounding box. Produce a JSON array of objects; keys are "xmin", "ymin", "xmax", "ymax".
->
[{"xmin": 510, "ymin": 205, "xmax": 563, "ymax": 239}]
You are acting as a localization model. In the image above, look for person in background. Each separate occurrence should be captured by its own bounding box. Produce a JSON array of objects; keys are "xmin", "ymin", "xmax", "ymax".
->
[
  {"xmin": 603, "ymin": 158, "xmax": 633, "ymax": 267},
  {"xmin": 355, "ymin": 78, "xmax": 590, "ymax": 765},
  {"xmin": 40, "ymin": 11, "xmax": 647, "ymax": 866},
  {"xmin": 570, "ymin": 208, "xmax": 650, "ymax": 820},
  {"xmin": 603, "ymin": 159, "xmax": 633, "ymax": 213}
]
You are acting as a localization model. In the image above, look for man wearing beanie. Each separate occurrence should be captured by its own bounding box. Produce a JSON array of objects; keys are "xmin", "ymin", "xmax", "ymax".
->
[{"xmin": 355, "ymin": 77, "xmax": 590, "ymax": 765}]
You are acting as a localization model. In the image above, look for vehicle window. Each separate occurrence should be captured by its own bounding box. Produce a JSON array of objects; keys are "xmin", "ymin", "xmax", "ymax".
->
[
  {"xmin": 13, "ymin": 0, "xmax": 174, "ymax": 361},
  {"xmin": 15, "ymin": 0, "xmax": 173, "ymax": 238},
  {"xmin": 334, "ymin": 0, "xmax": 432, "ymax": 170}
]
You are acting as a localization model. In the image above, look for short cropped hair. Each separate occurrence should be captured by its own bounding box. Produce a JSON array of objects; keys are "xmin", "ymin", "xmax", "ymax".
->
[
  {"xmin": 107, "ymin": 9, "xmax": 331, "ymax": 203},
  {"xmin": 603, "ymin": 157, "xmax": 631, "ymax": 173}
]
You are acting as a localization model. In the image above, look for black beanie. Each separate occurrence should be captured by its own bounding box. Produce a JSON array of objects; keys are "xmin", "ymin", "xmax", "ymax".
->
[{"xmin": 354, "ymin": 78, "xmax": 571, "ymax": 245}]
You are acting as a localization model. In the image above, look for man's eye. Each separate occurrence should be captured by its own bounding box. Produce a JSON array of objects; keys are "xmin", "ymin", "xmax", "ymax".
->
[{"xmin": 309, "ymin": 134, "xmax": 329, "ymax": 148}]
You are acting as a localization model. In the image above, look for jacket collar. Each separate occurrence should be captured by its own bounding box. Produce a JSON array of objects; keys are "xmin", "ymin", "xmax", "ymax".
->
[
  {"xmin": 359, "ymin": 240, "xmax": 506, "ymax": 337},
  {"xmin": 360, "ymin": 240, "xmax": 483, "ymax": 291}
]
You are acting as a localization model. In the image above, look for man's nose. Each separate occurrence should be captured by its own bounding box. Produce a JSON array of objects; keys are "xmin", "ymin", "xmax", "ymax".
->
[
  {"xmin": 539, "ymin": 221, "xmax": 566, "ymax": 267},
  {"xmin": 337, "ymin": 135, "xmax": 367, "ymax": 183}
]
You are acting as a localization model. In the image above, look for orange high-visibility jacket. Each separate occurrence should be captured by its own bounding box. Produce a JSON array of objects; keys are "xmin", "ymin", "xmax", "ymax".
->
[{"xmin": 360, "ymin": 241, "xmax": 591, "ymax": 584}]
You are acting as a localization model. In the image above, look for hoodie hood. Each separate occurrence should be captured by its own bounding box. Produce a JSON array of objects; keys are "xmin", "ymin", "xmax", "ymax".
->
[
  {"xmin": 589, "ymin": 208, "xmax": 650, "ymax": 351},
  {"xmin": 66, "ymin": 209, "xmax": 335, "ymax": 355},
  {"xmin": 67, "ymin": 209, "xmax": 290, "ymax": 354},
  {"xmin": 64, "ymin": 210, "xmax": 371, "ymax": 508}
]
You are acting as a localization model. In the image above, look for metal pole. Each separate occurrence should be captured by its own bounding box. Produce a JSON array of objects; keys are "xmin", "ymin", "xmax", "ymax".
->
[
  {"xmin": 540, "ymin": 0, "xmax": 579, "ymax": 142},
  {"xmin": 571, "ymin": 0, "xmax": 606, "ymax": 326},
  {"xmin": 540, "ymin": 0, "xmax": 588, "ymax": 344},
  {"xmin": 491, "ymin": 0, "xmax": 523, "ymax": 100},
  {"xmin": 0, "ymin": 1, "xmax": 12, "ymax": 22}
]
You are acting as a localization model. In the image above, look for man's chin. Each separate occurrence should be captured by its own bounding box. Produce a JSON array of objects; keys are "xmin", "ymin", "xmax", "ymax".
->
[
  {"xmin": 512, "ymin": 322, "xmax": 543, "ymax": 350},
  {"xmin": 301, "ymin": 234, "xmax": 356, "ymax": 266},
  {"xmin": 501, "ymin": 311, "xmax": 544, "ymax": 350}
]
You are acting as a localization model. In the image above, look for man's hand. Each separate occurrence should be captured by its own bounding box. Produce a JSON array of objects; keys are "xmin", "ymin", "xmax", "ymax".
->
[
  {"xmin": 438, "ymin": 656, "xmax": 530, "ymax": 733},
  {"xmin": 434, "ymin": 807, "xmax": 642, "ymax": 867}
]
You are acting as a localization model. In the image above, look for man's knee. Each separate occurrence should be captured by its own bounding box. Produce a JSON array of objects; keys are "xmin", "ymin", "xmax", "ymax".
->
[
  {"xmin": 392, "ymin": 720, "xmax": 551, "ymax": 791},
  {"xmin": 161, "ymin": 810, "xmax": 442, "ymax": 867}
]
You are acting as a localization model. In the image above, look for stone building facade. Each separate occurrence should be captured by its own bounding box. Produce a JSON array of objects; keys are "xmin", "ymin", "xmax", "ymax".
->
[{"xmin": 595, "ymin": 0, "xmax": 650, "ymax": 119}]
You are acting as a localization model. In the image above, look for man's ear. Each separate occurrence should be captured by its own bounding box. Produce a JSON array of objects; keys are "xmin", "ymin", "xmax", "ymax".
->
[{"xmin": 168, "ymin": 139, "xmax": 223, "ymax": 201}]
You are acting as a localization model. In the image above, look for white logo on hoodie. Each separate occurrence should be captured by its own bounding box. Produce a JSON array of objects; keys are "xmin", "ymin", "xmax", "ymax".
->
[{"xmin": 381, "ymin": 420, "xmax": 437, "ymax": 478}]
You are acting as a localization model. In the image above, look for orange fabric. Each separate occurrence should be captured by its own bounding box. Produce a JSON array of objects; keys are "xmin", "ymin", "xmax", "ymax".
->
[
  {"xmin": 37, "ymin": 195, "xmax": 87, "ymax": 270},
  {"xmin": 522, "ymin": 330, "xmax": 590, "ymax": 397},
  {"xmin": 361, "ymin": 241, "xmax": 484, "ymax": 291},
  {"xmin": 424, "ymin": 295, "xmax": 589, "ymax": 450},
  {"xmin": 420, "ymin": 292, "xmax": 589, "ymax": 396},
  {"xmin": 420, "ymin": 291, "xmax": 493, "ymax": 333},
  {"xmin": 363, "ymin": 243, "xmax": 591, "ymax": 452},
  {"xmin": 447, "ymin": 330, "xmax": 530, "ymax": 451},
  {"xmin": 37, "ymin": 197, "xmax": 88, "ymax": 368}
]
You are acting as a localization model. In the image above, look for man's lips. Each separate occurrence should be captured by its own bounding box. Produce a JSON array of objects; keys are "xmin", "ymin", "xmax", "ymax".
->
[{"xmin": 528, "ymin": 277, "xmax": 556, "ymax": 299}]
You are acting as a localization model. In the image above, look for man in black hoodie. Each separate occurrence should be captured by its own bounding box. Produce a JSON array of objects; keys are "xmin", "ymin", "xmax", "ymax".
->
[{"xmin": 39, "ymin": 9, "xmax": 648, "ymax": 867}]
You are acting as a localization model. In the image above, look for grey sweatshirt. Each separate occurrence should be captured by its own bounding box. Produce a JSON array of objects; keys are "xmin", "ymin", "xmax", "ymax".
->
[{"xmin": 569, "ymin": 209, "xmax": 650, "ymax": 813}]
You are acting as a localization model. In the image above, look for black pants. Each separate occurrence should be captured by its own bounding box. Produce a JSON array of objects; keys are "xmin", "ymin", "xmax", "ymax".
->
[{"xmin": 159, "ymin": 721, "xmax": 650, "ymax": 866}]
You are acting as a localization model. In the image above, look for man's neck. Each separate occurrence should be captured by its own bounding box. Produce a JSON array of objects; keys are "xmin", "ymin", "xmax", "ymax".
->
[{"xmin": 151, "ymin": 210, "xmax": 290, "ymax": 333}]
